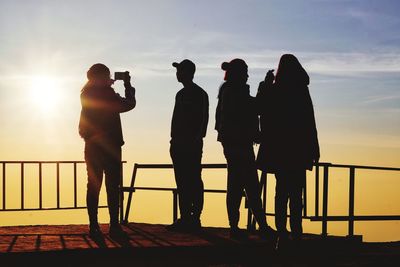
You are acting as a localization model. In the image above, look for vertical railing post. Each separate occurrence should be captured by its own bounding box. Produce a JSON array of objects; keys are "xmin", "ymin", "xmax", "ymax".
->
[
  {"xmin": 56, "ymin": 163, "xmax": 60, "ymax": 209},
  {"xmin": 303, "ymin": 172, "xmax": 307, "ymax": 217},
  {"xmin": 246, "ymin": 198, "xmax": 252, "ymax": 231},
  {"xmin": 315, "ymin": 164, "xmax": 319, "ymax": 217},
  {"xmin": 73, "ymin": 163, "xmax": 77, "ymax": 208},
  {"xmin": 348, "ymin": 167, "xmax": 355, "ymax": 237},
  {"xmin": 173, "ymin": 190, "xmax": 178, "ymax": 223},
  {"xmin": 261, "ymin": 171, "xmax": 267, "ymax": 214},
  {"xmin": 2, "ymin": 163, "xmax": 6, "ymax": 210},
  {"xmin": 39, "ymin": 163, "xmax": 43, "ymax": 209},
  {"xmin": 119, "ymin": 161, "xmax": 124, "ymax": 223},
  {"xmin": 21, "ymin": 163, "xmax": 24, "ymax": 210},
  {"xmin": 123, "ymin": 163, "xmax": 138, "ymax": 223},
  {"xmin": 322, "ymin": 165, "xmax": 329, "ymax": 236}
]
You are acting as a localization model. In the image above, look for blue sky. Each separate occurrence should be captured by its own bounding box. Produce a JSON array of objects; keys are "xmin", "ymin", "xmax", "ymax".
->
[
  {"xmin": 0, "ymin": 0, "xmax": 399, "ymax": 166},
  {"xmin": 0, "ymin": 0, "xmax": 399, "ymax": 242}
]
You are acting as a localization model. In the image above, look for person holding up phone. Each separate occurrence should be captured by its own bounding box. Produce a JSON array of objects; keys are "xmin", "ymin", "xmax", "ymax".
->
[{"xmin": 79, "ymin": 63, "xmax": 136, "ymax": 240}]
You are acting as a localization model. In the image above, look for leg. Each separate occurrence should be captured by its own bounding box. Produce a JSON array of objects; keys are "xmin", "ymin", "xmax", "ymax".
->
[
  {"xmin": 103, "ymin": 143, "xmax": 122, "ymax": 226},
  {"xmin": 288, "ymin": 169, "xmax": 306, "ymax": 239},
  {"xmin": 189, "ymin": 140, "xmax": 204, "ymax": 221},
  {"xmin": 223, "ymin": 143, "xmax": 244, "ymax": 229},
  {"xmin": 275, "ymin": 171, "xmax": 289, "ymax": 236},
  {"xmin": 85, "ymin": 142, "xmax": 104, "ymax": 228},
  {"xmin": 170, "ymin": 144, "xmax": 192, "ymax": 220},
  {"xmin": 241, "ymin": 145, "xmax": 268, "ymax": 229}
]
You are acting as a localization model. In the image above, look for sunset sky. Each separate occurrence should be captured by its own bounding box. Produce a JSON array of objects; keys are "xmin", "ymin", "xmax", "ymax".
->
[{"xmin": 0, "ymin": 0, "xmax": 399, "ymax": 241}]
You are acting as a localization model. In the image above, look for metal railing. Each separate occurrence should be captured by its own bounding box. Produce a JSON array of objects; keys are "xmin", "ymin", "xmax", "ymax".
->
[
  {"xmin": 310, "ymin": 163, "xmax": 400, "ymax": 236},
  {"xmin": 1, "ymin": 160, "xmax": 399, "ymax": 238},
  {"xmin": 121, "ymin": 164, "xmax": 230, "ymax": 225},
  {"xmin": 0, "ymin": 161, "xmax": 126, "ymax": 221},
  {"xmin": 121, "ymin": 162, "xmax": 400, "ymax": 237}
]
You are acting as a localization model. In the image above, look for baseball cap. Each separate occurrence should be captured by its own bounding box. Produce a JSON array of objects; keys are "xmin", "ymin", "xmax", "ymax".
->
[{"xmin": 172, "ymin": 59, "xmax": 196, "ymax": 74}]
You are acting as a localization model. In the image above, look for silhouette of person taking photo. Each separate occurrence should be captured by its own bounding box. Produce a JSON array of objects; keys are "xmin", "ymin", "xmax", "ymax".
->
[
  {"xmin": 79, "ymin": 63, "xmax": 136, "ymax": 240},
  {"xmin": 167, "ymin": 59, "xmax": 209, "ymax": 232},
  {"xmin": 215, "ymin": 58, "xmax": 275, "ymax": 240},
  {"xmin": 256, "ymin": 54, "xmax": 319, "ymax": 247}
]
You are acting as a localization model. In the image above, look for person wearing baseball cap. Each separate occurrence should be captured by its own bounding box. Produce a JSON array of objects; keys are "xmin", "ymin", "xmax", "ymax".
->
[
  {"xmin": 215, "ymin": 58, "xmax": 276, "ymax": 241},
  {"xmin": 167, "ymin": 59, "xmax": 209, "ymax": 232},
  {"xmin": 79, "ymin": 63, "xmax": 136, "ymax": 241}
]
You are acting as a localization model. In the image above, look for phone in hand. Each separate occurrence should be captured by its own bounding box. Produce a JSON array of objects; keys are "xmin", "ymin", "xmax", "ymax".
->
[
  {"xmin": 264, "ymin": 69, "xmax": 275, "ymax": 84},
  {"xmin": 114, "ymin": 71, "xmax": 129, "ymax": 81}
]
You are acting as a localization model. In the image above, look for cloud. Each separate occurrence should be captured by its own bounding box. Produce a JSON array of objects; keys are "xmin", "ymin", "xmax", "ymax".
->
[
  {"xmin": 362, "ymin": 94, "xmax": 400, "ymax": 105},
  {"xmin": 128, "ymin": 48, "xmax": 400, "ymax": 78}
]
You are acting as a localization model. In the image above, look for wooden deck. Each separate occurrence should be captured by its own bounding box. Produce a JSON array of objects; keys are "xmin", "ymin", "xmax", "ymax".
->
[{"xmin": 0, "ymin": 223, "xmax": 399, "ymax": 266}]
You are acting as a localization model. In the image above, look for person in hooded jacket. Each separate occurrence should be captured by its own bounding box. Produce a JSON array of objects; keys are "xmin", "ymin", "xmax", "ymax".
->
[
  {"xmin": 256, "ymin": 54, "xmax": 319, "ymax": 245},
  {"xmin": 215, "ymin": 58, "xmax": 275, "ymax": 240},
  {"xmin": 79, "ymin": 63, "xmax": 136, "ymax": 240}
]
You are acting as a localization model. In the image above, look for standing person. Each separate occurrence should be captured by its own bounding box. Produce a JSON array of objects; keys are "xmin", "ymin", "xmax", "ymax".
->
[
  {"xmin": 167, "ymin": 59, "xmax": 209, "ymax": 232},
  {"xmin": 256, "ymin": 54, "xmax": 320, "ymax": 245},
  {"xmin": 79, "ymin": 63, "xmax": 136, "ymax": 240},
  {"xmin": 215, "ymin": 58, "xmax": 275, "ymax": 240}
]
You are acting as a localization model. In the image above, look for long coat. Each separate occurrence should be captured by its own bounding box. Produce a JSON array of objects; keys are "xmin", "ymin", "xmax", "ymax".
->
[{"xmin": 256, "ymin": 82, "xmax": 319, "ymax": 172}]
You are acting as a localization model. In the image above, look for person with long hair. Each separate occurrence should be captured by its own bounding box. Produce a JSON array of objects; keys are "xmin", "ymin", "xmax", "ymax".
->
[
  {"xmin": 79, "ymin": 63, "xmax": 136, "ymax": 240},
  {"xmin": 256, "ymin": 54, "xmax": 319, "ymax": 246},
  {"xmin": 215, "ymin": 58, "xmax": 275, "ymax": 240}
]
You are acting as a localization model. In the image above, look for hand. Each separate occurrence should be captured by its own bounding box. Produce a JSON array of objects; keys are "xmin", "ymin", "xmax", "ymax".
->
[
  {"xmin": 257, "ymin": 81, "xmax": 266, "ymax": 93},
  {"xmin": 265, "ymin": 69, "xmax": 274, "ymax": 85},
  {"xmin": 313, "ymin": 152, "xmax": 320, "ymax": 164},
  {"xmin": 123, "ymin": 71, "xmax": 131, "ymax": 84}
]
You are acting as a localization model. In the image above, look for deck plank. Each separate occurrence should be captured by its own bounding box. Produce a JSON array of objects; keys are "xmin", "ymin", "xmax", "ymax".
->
[{"xmin": 0, "ymin": 223, "xmax": 399, "ymax": 267}]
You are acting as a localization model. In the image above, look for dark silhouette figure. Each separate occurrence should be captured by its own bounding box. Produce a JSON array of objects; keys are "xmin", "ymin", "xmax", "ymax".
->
[
  {"xmin": 215, "ymin": 58, "xmax": 275, "ymax": 240},
  {"xmin": 167, "ymin": 59, "xmax": 209, "ymax": 232},
  {"xmin": 256, "ymin": 54, "xmax": 320, "ymax": 245},
  {"xmin": 79, "ymin": 63, "xmax": 136, "ymax": 240}
]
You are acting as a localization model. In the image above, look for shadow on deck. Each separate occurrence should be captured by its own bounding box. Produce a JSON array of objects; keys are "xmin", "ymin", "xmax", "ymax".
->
[{"xmin": 0, "ymin": 223, "xmax": 399, "ymax": 267}]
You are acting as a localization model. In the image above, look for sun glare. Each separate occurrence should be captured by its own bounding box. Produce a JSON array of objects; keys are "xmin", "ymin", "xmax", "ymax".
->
[{"xmin": 28, "ymin": 75, "xmax": 62, "ymax": 112}]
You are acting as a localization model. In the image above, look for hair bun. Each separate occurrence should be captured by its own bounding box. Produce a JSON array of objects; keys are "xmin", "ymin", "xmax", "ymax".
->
[{"xmin": 221, "ymin": 62, "xmax": 230, "ymax": 70}]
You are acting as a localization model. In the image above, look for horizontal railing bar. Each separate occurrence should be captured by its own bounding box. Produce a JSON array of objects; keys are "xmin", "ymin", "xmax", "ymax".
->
[
  {"xmin": 133, "ymin": 163, "xmax": 227, "ymax": 169},
  {"xmin": 315, "ymin": 163, "xmax": 400, "ymax": 171},
  {"xmin": 265, "ymin": 213, "xmax": 400, "ymax": 221},
  {"xmin": 0, "ymin": 161, "xmax": 127, "ymax": 164},
  {"xmin": 309, "ymin": 215, "xmax": 400, "ymax": 221},
  {"xmin": 122, "ymin": 186, "xmax": 227, "ymax": 193},
  {"xmin": 265, "ymin": 212, "xmax": 314, "ymax": 219},
  {"xmin": 134, "ymin": 162, "xmax": 400, "ymax": 172},
  {"xmin": 0, "ymin": 205, "xmax": 108, "ymax": 212}
]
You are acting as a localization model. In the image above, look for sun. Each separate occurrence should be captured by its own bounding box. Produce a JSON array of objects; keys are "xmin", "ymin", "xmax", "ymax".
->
[{"xmin": 28, "ymin": 75, "xmax": 62, "ymax": 112}]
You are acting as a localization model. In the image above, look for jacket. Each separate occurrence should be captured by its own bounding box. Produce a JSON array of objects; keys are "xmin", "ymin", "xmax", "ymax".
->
[
  {"xmin": 170, "ymin": 82, "xmax": 209, "ymax": 144},
  {"xmin": 256, "ymin": 82, "xmax": 319, "ymax": 171},
  {"xmin": 79, "ymin": 83, "xmax": 136, "ymax": 146},
  {"xmin": 215, "ymin": 81, "xmax": 259, "ymax": 144}
]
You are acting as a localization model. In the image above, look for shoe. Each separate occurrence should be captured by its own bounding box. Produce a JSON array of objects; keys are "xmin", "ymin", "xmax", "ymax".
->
[
  {"xmin": 109, "ymin": 224, "xmax": 129, "ymax": 240},
  {"xmin": 291, "ymin": 232, "xmax": 303, "ymax": 242},
  {"xmin": 89, "ymin": 224, "xmax": 103, "ymax": 240},
  {"xmin": 229, "ymin": 227, "xmax": 248, "ymax": 241},
  {"xmin": 275, "ymin": 234, "xmax": 290, "ymax": 251},
  {"xmin": 258, "ymin": 225, "xmax": 277, "ymax": 241},
  {"xmin": 166, "ymin": 218, "xmax": 191, "ymax": 232},
  {"xmin": 189, "ymin": 217, "xmax": 202, "ymax": 232}
]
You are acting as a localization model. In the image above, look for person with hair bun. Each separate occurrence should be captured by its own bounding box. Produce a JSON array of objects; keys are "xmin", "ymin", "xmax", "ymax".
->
[
  {"xmin": 215, "ymin": 59, "xmax": 275, "ymax": 240},
  {"xmin": 256, "ymin": 54, "xmax": 319, "ymax": 247},
  {"xmin": 79, "ymin": 63, "xmax": 136, "ymax": 241}
]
